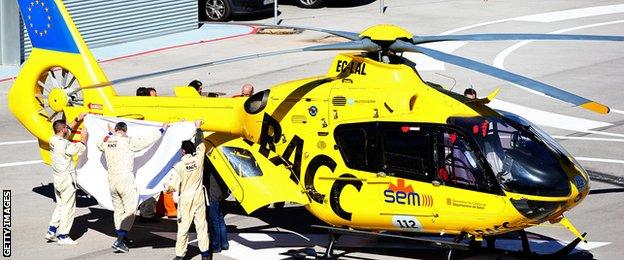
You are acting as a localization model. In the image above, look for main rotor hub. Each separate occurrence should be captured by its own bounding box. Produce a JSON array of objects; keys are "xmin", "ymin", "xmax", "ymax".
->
[
  {"xmin": 48, "ymin": 88, "xmax": 68, "ymax": 112},
  {"xmin": 359, "ymin": 24, "xmax": 413, "ymax": 42}
]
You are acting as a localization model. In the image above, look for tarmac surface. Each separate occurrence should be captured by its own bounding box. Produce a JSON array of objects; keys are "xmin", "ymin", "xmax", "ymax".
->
[{"xmin": 1, "ymin": 0, "xmax": 624, "ymax": 259}]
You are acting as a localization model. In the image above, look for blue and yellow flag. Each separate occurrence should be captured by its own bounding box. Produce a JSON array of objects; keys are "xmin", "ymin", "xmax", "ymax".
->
[{"xmin": 18, "ymin": 0, "xmax": 79, "ymax": 53}]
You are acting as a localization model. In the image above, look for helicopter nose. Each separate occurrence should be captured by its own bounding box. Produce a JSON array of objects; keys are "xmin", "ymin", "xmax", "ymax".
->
[{"xmin": 565, "ymin": 158, "xmax": 590, "ymax": 206}]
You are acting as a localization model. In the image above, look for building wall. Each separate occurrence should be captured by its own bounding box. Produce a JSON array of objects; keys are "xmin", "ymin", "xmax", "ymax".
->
[
  {"xmin": 20, "ymin": 0, "xmax": 198, "ymax": 61},
  {"xmin": 1, "ymin": 0, "xmax": 21, "ymax": 66}
]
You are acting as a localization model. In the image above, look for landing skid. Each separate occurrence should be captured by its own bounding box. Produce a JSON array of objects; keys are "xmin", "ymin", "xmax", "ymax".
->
[
  {"xmin": 312, "ymin": 225, "xmax": 468, "ymax": 260},
  {"xmin": 312, "ymin": 225, "xmax": 586, "ymax": 260},
  {"xmin": 479, "ymin": 230, "xmax": 587, "ymax": 259}
]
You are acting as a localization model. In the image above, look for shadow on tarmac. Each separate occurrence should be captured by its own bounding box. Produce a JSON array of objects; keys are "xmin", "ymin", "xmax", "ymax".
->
[
  {"xmin": 71, "ymin": 208, "xmax": 179, "ymax": 249},
  {"xmin": 32, "ymin": 183, "xmax": 99, "ymax": 208},
  {"xmin": 31, "ymin": 187, "xmax": 594, "ymax": 259}
]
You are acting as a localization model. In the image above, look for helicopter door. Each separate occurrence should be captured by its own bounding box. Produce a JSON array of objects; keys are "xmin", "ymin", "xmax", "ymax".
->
[
  {"xmin": 377, "ymin": 123, "xmax": 438, "ymax": 231},
  {"xmin": 205, "ymin": 137, "xmax": 309, "ymax": 214},
  {"xmin": 329, "ymin": 86, "xmax": 381, "ymax": 124},
  {"xmin": 432, "ymin": 128, "xmax": 506, "ymax": 218}
]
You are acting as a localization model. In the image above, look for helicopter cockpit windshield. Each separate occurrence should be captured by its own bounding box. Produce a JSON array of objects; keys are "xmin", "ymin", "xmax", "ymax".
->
[{"xmin": 448, "ymin": 113, "xmax": 576, "ymax": 197}]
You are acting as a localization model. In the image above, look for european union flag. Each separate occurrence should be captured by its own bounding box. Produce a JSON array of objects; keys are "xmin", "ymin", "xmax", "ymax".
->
[{"xmin": 18, "ymin": 0, "xmax": 79, "ymax": 54}]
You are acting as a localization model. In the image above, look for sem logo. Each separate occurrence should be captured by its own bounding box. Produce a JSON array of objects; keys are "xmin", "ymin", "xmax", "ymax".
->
[{"xmin": 383, "ymin": 179, "xmax": 433, "ymax": 207}]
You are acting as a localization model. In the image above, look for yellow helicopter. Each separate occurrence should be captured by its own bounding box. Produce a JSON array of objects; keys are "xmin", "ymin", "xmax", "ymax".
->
[{"xmin": 10, "ymin": 0, "xmax": 624, "ymax": 258}]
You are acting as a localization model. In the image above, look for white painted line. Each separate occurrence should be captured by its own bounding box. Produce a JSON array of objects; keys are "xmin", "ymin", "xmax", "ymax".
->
[
  {"xmin": 404, "ymin": 16, "xmax": 521, "ymax": 71},
  {"xmin": 488, "ymin": 99, "xmax": 611, "ymax": 131},
  {"xmin": 406, "ymin": 42, "xmax": 468, "ymax": 71},
  {"xmin": 610, "ymin": 109, "xmax": 624, "ymax": 115},
  {"xmin": 553, "ymin": 136, "xmax": 624, "ymax": 143},
  {"xmin": 0, "ymin": 140, "xmax": 37, "ymax": 146},
  {"xmin": 571, "ymin": 241, "xmax": 611, "ymax": 251},
  {"xmin": 239, "ymin": 233, "xmax": 275, "ymax": 242},
  {"xmin": 584, "ymin": 130, "xmax": 624, "ymax": 138},
  {"xmin": 575, "ymin": 157, "xmax": 624, "ymax": 164},
  {"xmin": 489, "ymin": 100, "xmax": 624, "ymax": 138},
  {"xmin": 439, "ymin": 18, "xmax": 513, "ymax": 36},
  {"xmin": 491, "ymin": 21, "xmax": 624, "ymax": 100},
  {"xmin": 514, "ymin": 4, "xmax": 624, "ymax": 22},
  {"xmin": 220, "ymin": 240, "xmax": 301, "ymax": 260},
  {"xmin": 405, "ymin": 4, "xmax": 624, "ymax": 71},
  {"xmin": 0, "ymin": 160, "xmax": 43, "ymax": 168},
  {"xmin": 493, "ymin": 20, "xmax": 624, "ymax": 69}
]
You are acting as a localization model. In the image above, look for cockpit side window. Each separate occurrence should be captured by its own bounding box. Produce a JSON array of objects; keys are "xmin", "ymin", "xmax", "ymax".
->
[
  {"xmin": 448, "ymin": 115, "xmax": 571, "ymax": 197},
  {"xmin": 434, "ymin": 129, "xmax": 492, "ymax": 192}
]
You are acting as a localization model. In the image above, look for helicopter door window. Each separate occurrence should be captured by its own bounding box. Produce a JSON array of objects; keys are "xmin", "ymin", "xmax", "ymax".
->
[
  {"xmin": 221, "ymin": 146, "xmax": 263, "ymax": 177},
  {"xmin": 380, "ymin": 126, "xmax": 432, "ymax": 181},
  {"xmin": 436, "ymin": 131, "xmax": 488, "ymax": 190},
  {"xmin": 334, "ymin": 123, "xmax": 378, "ymax": 172}
]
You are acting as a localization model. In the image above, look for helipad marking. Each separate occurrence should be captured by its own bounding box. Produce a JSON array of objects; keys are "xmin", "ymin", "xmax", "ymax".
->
[
  {"xmin": 514, "ymin": 4, "xmax": 624, "ymax": 22},
  {"xmin": 488, "ymin": 99, "xmax": 611, "ymax": 132},
  {"xmin": 0, "ymin": 160, "xmax": 43, "ymax": 168},
  {"xmin": 220, "ymin": 240, "xmax": 302, "ymax": 260},
  {"xmin": 0, "ymin": 140, "xmax": 37, "ymax": 146},
  {"xmin": 553, "ymin": 136, "xmax": 624, "ymax": 143},
  {"xmin": 239, "ymin": 233, "xmax": 275, "ymax": 242},
  {"xmin": 610, "ymin": 109, "xmax": 624, "ymax": 115},
  {"xmin": 489, "ymin": 99, "xmax": 624, "ymax": 138},
  {"xmin": 493, "ymin": 20, "xmax": 624, "ymax": 69},
  {"xmin": 575, "ymin": 157, "xmax": 624, "ymax": 164},
  {"xmin": 405, "ymin": 4, "xmax": 624, "ymax": 71},
  {"xmin": 584, "ymin": 130, "xmax": 624, "ymax": 138}
]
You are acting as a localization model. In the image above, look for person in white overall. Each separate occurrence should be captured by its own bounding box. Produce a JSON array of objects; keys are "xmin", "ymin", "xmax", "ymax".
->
[
  {"xmin": 98, "ymin": 121, "xmax": 168, "ymax": 253},
  {"xmin": 46, "ymin": 113, "xmax": 88, "ymax": 245},
  {"xmin": 165, "ymin": 120, "xmax": 212, "ymax": 260}
]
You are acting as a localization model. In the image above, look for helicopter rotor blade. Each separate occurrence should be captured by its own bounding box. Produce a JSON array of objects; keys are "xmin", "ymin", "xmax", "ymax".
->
[
  {"xmin": 389, "ymin": 40, "xmax": 610, "ymax": 114},
  {"xmin": 201, "ymin": 22, "xmax": 361, "ymax": 41},
  {"xmin": 303, "ymin": 39, "xmax": 380, "ymax": 52},
  {"xmin": 75, "ymin": 39, "xmax": 376, "ymax": 93},
  {"xmin": 412, "ymin": 33, "xmax": 624, "ymax": 44},
  {"xmin": 72, "ymin": 47, "xmax": 305, "ymax": 94}
]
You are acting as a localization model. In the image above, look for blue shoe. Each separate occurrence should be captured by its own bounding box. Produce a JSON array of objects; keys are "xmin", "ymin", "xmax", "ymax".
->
[{"xmin": 112, "ymin": 240, "xmax": 129, "ymax": 253}]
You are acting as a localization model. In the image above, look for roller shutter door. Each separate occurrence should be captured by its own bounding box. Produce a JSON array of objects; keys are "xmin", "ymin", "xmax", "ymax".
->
[{"xmin": 22, "ymin": 0, "xmax": 197, "ymax": 60}]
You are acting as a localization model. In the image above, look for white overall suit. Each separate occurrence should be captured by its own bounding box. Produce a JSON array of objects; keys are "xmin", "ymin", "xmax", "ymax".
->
[
  {"xmin": 165, "ymin": 140, "xmax": 210, "ymax": 257},
  {"xmin": 97, "ymin": 131, "xmax": 162, "ymax": 231},
  {"xmin": 49, "ymin": 135, "xmax": 86, "ymax": 235}
]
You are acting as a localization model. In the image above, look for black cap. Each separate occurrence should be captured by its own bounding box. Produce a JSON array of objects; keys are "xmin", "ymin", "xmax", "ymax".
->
[{"xmin": 188, "ymin": 80, "xmax": 203, "ymax": 91}]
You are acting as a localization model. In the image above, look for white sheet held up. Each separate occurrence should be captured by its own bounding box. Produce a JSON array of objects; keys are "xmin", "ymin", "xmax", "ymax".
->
[{"xmin": 76, "ymin": 115, "xmax": 196, "ymax": 210}]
